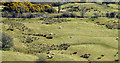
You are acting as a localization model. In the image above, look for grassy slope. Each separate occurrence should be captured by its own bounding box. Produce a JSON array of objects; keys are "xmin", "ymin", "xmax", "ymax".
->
[
  {"xmin": 23, "ymin": 18, "xmax": 118, "ymax": 61},
  {"xmin": 2, "ymin": 3, "xmax": 118, "ymax": 61},
  {"xmin": 2, "ymin": 51, "xmax": 38, "ymax": 61},
  {"xmin": 3, "ymin": 18, "xmax": 117, "ymax": 61},
  {"xmin": 53, "ymin": 3, "xmax": 118, "ymax": 17}
]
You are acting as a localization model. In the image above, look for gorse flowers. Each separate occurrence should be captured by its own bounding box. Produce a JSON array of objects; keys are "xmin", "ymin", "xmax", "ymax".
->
[{"xmin": 2, "ymin": 2, "xmax": 51, "ymax": 13}]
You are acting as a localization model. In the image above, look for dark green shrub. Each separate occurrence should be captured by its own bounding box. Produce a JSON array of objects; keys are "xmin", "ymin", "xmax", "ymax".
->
[
  {"xmin": 62, "ymin": 12, "xmax": 77, "ymax": 17},
  {"xmin": 109, "ymin": 12, "xmax": 116, "ymax": 18},
  {"xmin": 91, "ymin": 15, "xmax": 98, "ymax": 18},
  {"xmin": 67, "ymin": 8, "xmax": 79, "ymax": 12},
  {"xmin": 106, "ymin": 12, "xmax": 110, "ymax": 17},
  {"xmin": 106, "ymin": 24, "xmax": 114, "ymax": 29},
  {"xmin": 71, "ymin": 13, "xmax": 77, "ymax": 17},
  {"xmin": 52, "ymin": 2, "xmax": 59, "ymax": 6},
  {"xmin": 45, "ymin": 8, "xmax": 57, "ymax": 13},
  {"xmin": 67, "ymin": 9, "xmax": 73, "ymax": 12},
  {"xmin": 112, "ymin": 24, "xmax": 120, "ymax": 29},
  {"xmin": 2, "ymin": 11, "xmax": 8, "ymax": 17},
  {"xmin": 62, "ymin": 12, "xmax": 71, "ymax": 17},
  {"xmin": 105, "ymin": 23, "xmax": 120, "ymax": 29},
  {"xmin": 112, "ymin": 24, "xmax": 118, "ymax": 29},
  {"xmin": 1, "ymin": 32, "xmax": 13, "ymax": 50},
  {"xmin": 116, "ymin": 13, "xmax": 120, "ymax": 19},
  {"xmin": 25, "ymin": 36, "xmax": 33, "ymax": 43},
  {"xmin": 27, "ymin": 14, "xmax": 35, "ymax": 18},
  {"xmin": 52, "ymin": 2, "xmax": 67, "ymax": 6}
]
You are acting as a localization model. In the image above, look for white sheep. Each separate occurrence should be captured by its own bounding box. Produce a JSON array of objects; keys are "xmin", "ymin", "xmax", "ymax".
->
[
  {"xmin": 52, "ymin": 53, "xmax": 55, "ymax": 55},
  {"xmin": 116, "ymin": 37, "xmax": 119, "ymax": 40},
  {"xmin": 47, "ymin": 55, "xmax": 53, "ymax": 59},
  {"xmin": 47, "ymin": 55, "xmax": 51, "ymax": 57},
  {"xmin": 49, "ymin": 33, "xmax": 53, "ymax": 35},
  {"xmin": 70, "ymin": 36, "xmax": 72, "ymax": 38},
  {"xmin": 59, "ymin": 26, "xmax": 62, "ymax": 29}
]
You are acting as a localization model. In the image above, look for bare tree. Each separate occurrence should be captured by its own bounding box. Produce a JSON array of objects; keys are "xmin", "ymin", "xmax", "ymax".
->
[
  {"xmin": 58, "ymin": 2, "xmax": 61, "ymax": 13},
  {"xmin": 81, "ymin": 7, "xmax": 86, "ymax": 18}
]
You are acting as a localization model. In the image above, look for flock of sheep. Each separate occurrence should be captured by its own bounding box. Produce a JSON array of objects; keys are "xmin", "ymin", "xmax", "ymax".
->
[{"xmin": 46, "ymin": 26, "xmax": 119, "ymax": 60}]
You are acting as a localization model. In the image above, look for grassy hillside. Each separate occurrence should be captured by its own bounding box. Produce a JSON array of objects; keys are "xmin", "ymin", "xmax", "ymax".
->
[
  {"xmin": 52, "ymin": 3, "xmax": 118, "ymax": 17},
  {"xmin": 1, "ymin": 2, "xmax": 119, "ymax": 61},
  {"xmin": 2, "ymin": 51, "xmax": 38, "ymax": 61},
  {"xmin": 2, "ymin": 18, "xmax": 118, "ymax": 61}
]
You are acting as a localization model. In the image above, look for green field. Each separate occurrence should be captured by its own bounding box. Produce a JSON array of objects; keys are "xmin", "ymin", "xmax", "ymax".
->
[
  {"xmin": 1, "ymin": 2, "xmax": 119, "ymax": 61},
  {"xmin": 2, "ymin": 51, "xmax": 38, "ymax": 61}
]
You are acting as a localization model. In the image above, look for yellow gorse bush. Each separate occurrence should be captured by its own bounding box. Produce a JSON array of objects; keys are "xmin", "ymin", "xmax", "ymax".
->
[{"xmin": 3, "ymin": 2, "xmax": 51, "ymax": 12}]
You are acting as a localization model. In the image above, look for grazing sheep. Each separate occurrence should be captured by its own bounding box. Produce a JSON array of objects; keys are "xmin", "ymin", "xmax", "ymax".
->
[
  {"xmin": 59, "ymin": 26, "xmax": 62, "ymax": 29},
  {"xmin": 49, "ymin": 33, "xmax": 53, "ymax": 35},
  {"xmin": 47, "ymin": 55, "xmax": 53, "ymax": 59},
  {"xmin": 70, "ymin": 36, "xmax": 72, "ymax": 38},
  {"xmin": 116, "ymin": 37, "xmax": 119, "ymax": 40},
  {"xmin": 47, "ymin": 55, "xmax": 50, "ymax": 57},
  {"xmin": 52, "ymin": 53, "xmax": 55, "ymax": 55}
]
